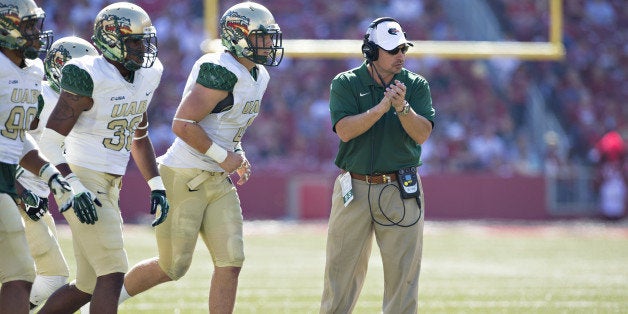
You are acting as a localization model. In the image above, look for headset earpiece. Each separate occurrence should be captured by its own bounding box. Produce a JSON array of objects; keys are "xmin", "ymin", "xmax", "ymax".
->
[
  {"xmin": 361, "ymin": 35, "xmax": 379, "ymax": 61},
  {"xmin": 361, "ymin": 17, "xmax": 399, "ymax": 62}
]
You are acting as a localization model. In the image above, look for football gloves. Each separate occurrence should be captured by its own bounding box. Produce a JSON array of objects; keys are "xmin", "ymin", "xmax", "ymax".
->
[
  {"xmin": 150, "ymin": 190, "xmax": 169, "ymax": 227},
  {"xmin": 66, "ymin": 173, "xmax": 101, "ymax": 224},
  {"xmin": 147, "ymin": 176, "xmax": 169, "ymax": 227},
  {"xmin": 38, "ymin": 163, "xmax": 74, "ymax": 213},
  {"xmin": 19, "ymin": 189, "xmax": 48, "ymax": 221}
]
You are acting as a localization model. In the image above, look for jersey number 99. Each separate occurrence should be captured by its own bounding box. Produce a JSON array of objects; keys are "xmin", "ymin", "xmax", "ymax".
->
[{"xmin": 1, "ymin": 106, "xmax": 37, "ymax": 141}]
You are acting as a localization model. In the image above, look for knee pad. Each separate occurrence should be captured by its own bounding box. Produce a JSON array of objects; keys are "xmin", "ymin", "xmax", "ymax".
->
[
  {"xmin": 30, "ymin": 275, "xmax": 68, "ymax": 306},
  {"xmin": 214, "ymin": 235, "xmax": 245, "ymax": 268},
  {"xmin": 163, "ymin": 253, "xmax": 193, "ymax": 280}
]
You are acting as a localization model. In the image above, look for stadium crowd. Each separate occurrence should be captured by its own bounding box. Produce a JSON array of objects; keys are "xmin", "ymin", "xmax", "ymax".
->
[{"xmin": 40, "ymin": 0, "xmax": 626, "ymax": 181}]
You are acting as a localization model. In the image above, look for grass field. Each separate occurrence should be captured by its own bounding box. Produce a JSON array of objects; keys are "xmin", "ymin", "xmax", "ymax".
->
[{"xmin": 53, "ymin": 220, "xmax": 628, "ymax": 314}]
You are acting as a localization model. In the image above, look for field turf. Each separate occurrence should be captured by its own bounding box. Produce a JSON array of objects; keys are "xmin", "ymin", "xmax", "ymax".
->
[{"xmin": 52, "ymin": 220, "xmax": 628, "ymax": 313}]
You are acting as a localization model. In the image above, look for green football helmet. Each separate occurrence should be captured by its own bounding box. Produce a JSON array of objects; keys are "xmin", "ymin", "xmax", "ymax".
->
[
  {"xmin": 220, "ymin": 1, "xmax": 283, "ymax": 66},
  {"xmin": 44, "ymin": 36, "xmax": 98, "ymax": 92},
  {"xmin": 92, "ymin": 2, "xmax": 157, "ymax": 71},
  {"xmin": 0, "ymin": 0, "xmax": 52, "ymax": 59}
]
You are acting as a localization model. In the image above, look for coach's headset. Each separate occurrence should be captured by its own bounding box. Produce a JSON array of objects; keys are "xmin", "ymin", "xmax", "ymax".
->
[{"xmin": 361, "ymin": 17, "xmax": 408, "ymax": 62}]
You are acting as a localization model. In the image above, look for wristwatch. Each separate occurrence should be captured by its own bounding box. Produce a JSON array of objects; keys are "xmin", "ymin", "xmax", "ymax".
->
[{"xmin": 397, "ymin": 102, "xmax": 410, "ymax": 116}]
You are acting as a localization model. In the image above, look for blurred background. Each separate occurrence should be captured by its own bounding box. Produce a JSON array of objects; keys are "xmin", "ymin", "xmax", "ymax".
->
[{"xmin": 39, "ymin": 0, "xmax": 627, "ymax": 222}]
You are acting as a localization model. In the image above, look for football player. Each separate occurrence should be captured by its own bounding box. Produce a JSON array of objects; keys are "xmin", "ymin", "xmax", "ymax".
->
[
  {"xmin": 14, "ymin": 36, "xmax": 99, "ymax": 312},
  {"xmin": 118, "ymin": 1, "xmax": 283, "ymax": 312},
  {"xmin": 37, "ymin": 2, "xmax": 169, "ymax": 313},
  {"xmin": 0, "ymin": 0, "xmax": 74, "ymax": 313}
]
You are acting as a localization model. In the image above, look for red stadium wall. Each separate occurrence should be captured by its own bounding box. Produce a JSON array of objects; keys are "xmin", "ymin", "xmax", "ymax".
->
[
  {"xmin": 237, "ymin": 172, "xmax": 548, "ymax": 220},
  {"xmin": 51, "ymin": 170, "xmax": 549, "ymax": 223},
  {"xmin": 420, "ymin": 174, "xmax": 548, "ymax": 220}
]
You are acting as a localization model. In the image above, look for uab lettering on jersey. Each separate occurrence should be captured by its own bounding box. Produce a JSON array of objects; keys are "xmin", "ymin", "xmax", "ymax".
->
[
  {"xmin": 103, "ymin": 100, "xmax": 148, "ymax": 151},
  {"xmin": 242, "ymin": 100, "xmax": 260, "ymax": 114},
  {"xmin": 1, "ymin": 88, "xmax": 39, "ymax": 141},
  {"xmin": 233, "ymin": 99, "xmax": 259, "ymax": 142}
]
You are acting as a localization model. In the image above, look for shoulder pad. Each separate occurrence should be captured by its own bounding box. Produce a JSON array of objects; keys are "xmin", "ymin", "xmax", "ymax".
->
[
  {"xmin": 197, "ymin": 63, "xmax": 237, "ymax": 91},
  {"xmin": 60, "ymin": 64, "xmax": 94, "ymax": 97}
]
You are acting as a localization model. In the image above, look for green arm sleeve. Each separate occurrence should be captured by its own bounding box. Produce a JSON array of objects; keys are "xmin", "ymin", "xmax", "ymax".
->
[
  {"xmin": 35, "ymin": 94, "xmax": 44, "ymax": 119},
  {"xmin": 196, "ymin": 63, "xmax": 237, "ymax": 91},
  {"xmin": 60, "ymin": 64, "xmax": 94, "ymax": 97}
]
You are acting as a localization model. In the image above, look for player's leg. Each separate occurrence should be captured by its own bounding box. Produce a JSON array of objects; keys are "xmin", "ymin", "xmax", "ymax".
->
[
  {"xmin": 22, "ymin": 212, "xmax": 69, "ymax": 309},
  {"xmin": 121, "ymin": 165, "xmax": 204, "ymax": 301},
  {"xmin": 17, "ymin": 170, "xmax": 70, "ymax": 310},
  {"xmin": 37, "ymin": 280, "xmax": 92, "ymax": 314},
  {"xmin": 90, "ymin": 272, "xmax": 124, "ymax": 313},
  {"xmin": 39, "ymin": 213, "xmax": 96, "ymax": 313},
  {"xmin": 208, "ymin": 266, "xmax": 241, "ymax": 312},
  {"xmin": 0, "ymin": 192, "xmax": 36, "ymax": 314},
  {"xmin": 373, "ymin": 177, "xmax": 425, "ymax": 314},
  {"xmin": 199, "ymin": 173, "xmax": 245, "ymax": 313},
  {"xmin": 29, "ymin": 275, "xmax": 68, "ymax": 311},
  {"xmin": 320, "ymin": 176, "xmax": 375, "ymax": 314},
  {"xmin": 0, "ymin": 281, "xmax": 33, "ymax": 314},
  {"xmin": 79, "ymin": 168, "xmax": 127, "ymax": 312},
  {"xmin": 122, "ymin": 257, "xmax": 170, "ymax": 300},
  {"xmin": 42, "ymin": 166, "xmax": 127, "ymax": 313}
]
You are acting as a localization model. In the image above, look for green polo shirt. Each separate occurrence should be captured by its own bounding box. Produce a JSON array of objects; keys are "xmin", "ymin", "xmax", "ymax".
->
[{"xmin": 330, "ymin": 62, "xmax": 435, "ymax": 175}]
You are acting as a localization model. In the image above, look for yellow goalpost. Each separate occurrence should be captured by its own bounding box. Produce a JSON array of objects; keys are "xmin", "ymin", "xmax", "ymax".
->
[{"xmin": 203, "ymin": 0, "xmax": 565, "ymax": 60}]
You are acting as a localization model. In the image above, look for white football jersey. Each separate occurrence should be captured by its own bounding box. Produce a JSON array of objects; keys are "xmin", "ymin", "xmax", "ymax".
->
[
  {"xmin": 29, "ymin": 81, "xmax": 57, "ymax": 141},
  {"xmin": 17, "ymin": 82, "xmax": 58, "ymax": 197},
  {"xmin": 159, "ymin": 52, "xmax": 269, "ymax": 171},
  {"xmin": 0, "ymin": 52, "xmax": 44, "ymax": 164},
  {"xmin": 63, "ymin": 55, "xmax": 163, "ymax": 175}
]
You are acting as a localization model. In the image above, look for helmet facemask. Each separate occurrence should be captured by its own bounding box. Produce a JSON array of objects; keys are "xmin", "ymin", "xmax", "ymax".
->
[
  {"xmin": 244, "ymin": 27, "xmax": 283, "ymax": 66},
  {"xmin": 18, "ymin": 14, "xmax": 51, "ymax": 59},
  {"xmin": 119, "ymin": 26, "xmax": 158, "ymax": 71},
  {"xmin": 0, "ymin": 2, "xmax": 51, "ymax": 59}
]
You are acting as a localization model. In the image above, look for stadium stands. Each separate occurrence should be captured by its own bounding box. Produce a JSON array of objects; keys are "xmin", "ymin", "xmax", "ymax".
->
[{"xmin": 40, "ymin": 0, "xmax": 626, "ymax": 218}]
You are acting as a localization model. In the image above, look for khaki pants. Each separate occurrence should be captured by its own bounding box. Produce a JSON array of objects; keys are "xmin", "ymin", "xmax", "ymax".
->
[{"xmin": 321, "ymin": 174, "xmax": 424, "ymax": 314}]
